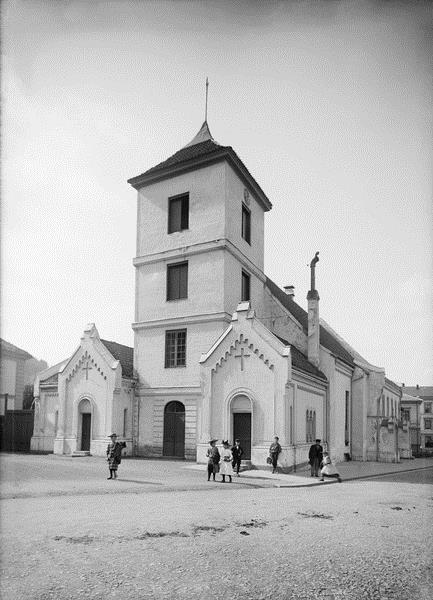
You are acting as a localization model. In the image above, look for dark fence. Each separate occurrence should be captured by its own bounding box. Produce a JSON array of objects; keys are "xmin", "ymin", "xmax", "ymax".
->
[{"xmin": 0, "ymin": 410, "xmax": 34, "ymax": 452}]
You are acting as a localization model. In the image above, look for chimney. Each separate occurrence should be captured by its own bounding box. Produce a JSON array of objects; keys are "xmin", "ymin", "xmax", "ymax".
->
[
  {"xmin": 283, "ymin": 285, "xmax": 295, "ymax": 297},
  {"xmin": 307, "ymin": 252, "xmax": 320, "ymax": 367}
]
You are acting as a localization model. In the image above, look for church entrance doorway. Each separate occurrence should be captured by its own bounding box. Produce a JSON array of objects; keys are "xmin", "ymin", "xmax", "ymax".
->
[
  {"xmin": 81, "ymin": 413, "xmax": 91, "ymax": 451},
  {"xmin": 233, "ymin": 413, "xmax": 251, "ymax": 460},
  {"xmin": 163, "ymin": 401, "xmax": 185, "ymax": 458}
]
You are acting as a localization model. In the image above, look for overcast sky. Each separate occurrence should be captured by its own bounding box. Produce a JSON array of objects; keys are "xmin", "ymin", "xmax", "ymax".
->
[{"xmin": 2, "ymin": 0, "xmax": 432, "ymax": 384}]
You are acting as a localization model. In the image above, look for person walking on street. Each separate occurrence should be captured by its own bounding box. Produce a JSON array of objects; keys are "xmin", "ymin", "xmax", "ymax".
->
[
  {"xmin": 308, "ymin": 439, "xmax": 323, "ymax": 478},
  {"xmin": 231, "ymin": 439, "xmax": 244, "ymax": 476},
  {"xmin": 320, "ymin": 452, "xmax": 342, "ymax": 483},
  {"xmin": 106, "ymin": 433, "xmax": 126, "ymax": 480},
  {"xmin": 206, "ymin": 439, "xmax": 220, "ymax": 481},
  {"xmin": 269, "ymin": 436, "xmax": 281, "ymax": 474},
  {"xmin": 220, "ymin": 440, "xmax": 234, "ymax": 483}
]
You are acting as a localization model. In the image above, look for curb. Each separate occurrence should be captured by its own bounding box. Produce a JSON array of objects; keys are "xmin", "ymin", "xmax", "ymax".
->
[{"xmin": 274, "ymin": 464, "xmax": 433, "ymax": 488}]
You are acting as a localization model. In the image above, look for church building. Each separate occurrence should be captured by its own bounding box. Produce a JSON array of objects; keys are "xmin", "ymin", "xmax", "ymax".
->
[{"xmin": 32, "ymin": 120, "xmax": 409, "ymax": 466}]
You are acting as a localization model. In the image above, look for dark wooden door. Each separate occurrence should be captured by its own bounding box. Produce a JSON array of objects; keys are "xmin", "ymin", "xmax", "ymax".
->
[
  {"xmin": 81, "ymin": 413, "xmax": 91, "ymax": 451},
  {"xmin": 163, "ymin": 402, "xmax": 185, "ymax": 457},
  {"xmin": 233, "ymin": 413, "xmax": 251, "ymax": 460}
]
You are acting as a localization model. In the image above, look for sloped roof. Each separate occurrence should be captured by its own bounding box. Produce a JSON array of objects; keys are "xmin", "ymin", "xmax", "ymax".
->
[
  {"xmin": 0, "ymin": 338, "xmax": 33, "ymax": 360},
  {"xmin": 101, "ymin": 340, "xmax": 134, "ymax": 379},
  {"xmin": 274, "ymin": 334, "xmax": 327, "ymax": 381},
  {"xmin": 265, "ymin": 277, "xmax": 354, "ymax": 367},
  {"xmin": 127, "ymin": 121, "xmax": 272, "ymax": 211},
  {"xmin": 403, "ymin": 386, "xmax": 433, "ymax": 401}
]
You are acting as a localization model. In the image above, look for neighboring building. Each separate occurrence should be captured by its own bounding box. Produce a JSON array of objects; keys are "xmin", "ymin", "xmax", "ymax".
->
[
  {"xmin": 30, "ymin": 325, "xmax": 135, "ymax": 455},
  {"xmin": 33, "ymin": 120, "xmax": 409, "ymax": 464},
  {"xmin": 0, "ymin": 339, "xmax": 47, "ymax": 413},
  {"xmin": 400, "ymin": 392, "xmax": 422, "ymax": 453},
  {"xmin": 402, "ymin": 386, "xmax": 433, "ymax": 449}
]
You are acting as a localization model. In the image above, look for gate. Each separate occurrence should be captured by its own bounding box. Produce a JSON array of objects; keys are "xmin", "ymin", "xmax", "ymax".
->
[{"xmin": 0, "ymin": 410, "xmax": 35, "ymax": 452}]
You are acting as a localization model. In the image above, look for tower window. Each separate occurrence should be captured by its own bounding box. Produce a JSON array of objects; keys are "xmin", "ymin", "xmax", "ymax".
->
[
  {"xmin": 241, "ymin": 204, "xmax": 251, "ymax": 244},
  {"xmin": 168, "ymin": 193, "xmax": 189, "ymax": 233},
  {"xmin": 165, "ymin": 329, "xmax": 187, "ymax": 368},
  {"xmin": 167, "ymin": 262, "xmax": 188, "ymax": 301},
  {"xmin": 241, "ymin": 270, "xmax": 250, "ymax": 302}
]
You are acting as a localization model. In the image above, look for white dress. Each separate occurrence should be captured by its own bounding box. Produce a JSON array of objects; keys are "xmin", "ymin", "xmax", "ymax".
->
[
  {"xmin": 219, "ymin": 447, "xmax": 234, "ymax": 476},
  {"xmin": 321, "ymin": 456, "xmax": 338, "ymax": 476}
]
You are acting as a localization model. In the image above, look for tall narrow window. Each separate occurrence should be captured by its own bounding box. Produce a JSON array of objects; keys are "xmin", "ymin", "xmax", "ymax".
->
[
  {"xmin": 168, "ymin": 193, "xmax": 189, "ymax": 234},
  {"xmin": 165, "ymin": 329, "xmax": 187, "ymax": 368},
  {"xmin": 167, "ymin": 262, "xmax": 188, "ymax": 300},
  {"xmin": 345, "ymin": 391, "xmax": 350, "ymax": 444},
  {"xmin": 306, "ymin": 410, "xmax": 315, "ymax": 443},
  {"xmin": 123, "ymin": 408, "xmax": 128, "ymax": 437},
  {"xmin": 241, "ymin": 204, "xmax": 251, "ymax": 244},
  {"xmin": 54, "ymin": 410, "xmax": 59, "ymax": 436},
  {"xmin": 241, "ymin": 270, "xmax": 250, "ymax": 302}
]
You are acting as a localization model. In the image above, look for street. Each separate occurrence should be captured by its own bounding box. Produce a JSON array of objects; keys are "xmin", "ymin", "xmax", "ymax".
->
[{"xmin": 0, "ymin": 454, "xmax": 432, "ymax": 600}]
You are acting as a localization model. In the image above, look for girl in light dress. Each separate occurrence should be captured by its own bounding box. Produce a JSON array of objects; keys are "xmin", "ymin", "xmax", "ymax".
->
[
  {"xmin": 319, "ymin": 452, "xmax": 342, "ymax": 483},
  {"xmin": 219, "ymin": 440, "xmax": 234, "ymax": 483}
]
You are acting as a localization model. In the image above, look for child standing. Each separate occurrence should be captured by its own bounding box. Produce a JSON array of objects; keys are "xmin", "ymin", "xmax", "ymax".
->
[
  {"xmin": 219, "ymin": 440, "xmax": 234, "ymax": 483},
  {"xmin": 319, "ymin": 452, "xmax": 342, "ymax": 483},
  {"xmin": 106, "ymin": 433, "xmax": 126, "ymax": 480}
]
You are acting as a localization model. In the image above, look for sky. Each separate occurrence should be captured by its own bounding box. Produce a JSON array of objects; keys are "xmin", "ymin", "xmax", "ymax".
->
[{"xmin": 1, "ymin": 0, "xmax": 432, "ymax": 384}]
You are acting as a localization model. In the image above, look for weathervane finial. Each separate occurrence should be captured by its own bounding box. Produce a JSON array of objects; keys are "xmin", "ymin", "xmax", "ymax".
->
[{"xmin": 205, "ymin": 77, "xmax": 209, "ymax": 122}]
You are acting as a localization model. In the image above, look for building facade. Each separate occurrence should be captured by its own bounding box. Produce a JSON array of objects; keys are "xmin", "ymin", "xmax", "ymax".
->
[{"xmin": 33, "ymin": 120, "xmax": 409, "ymax": 464}]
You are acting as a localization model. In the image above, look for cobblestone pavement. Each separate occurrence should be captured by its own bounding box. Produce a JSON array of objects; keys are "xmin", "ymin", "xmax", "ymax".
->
[{"xmin": 1, "ymin": 454, "xmax": 432, "ymax": 600}]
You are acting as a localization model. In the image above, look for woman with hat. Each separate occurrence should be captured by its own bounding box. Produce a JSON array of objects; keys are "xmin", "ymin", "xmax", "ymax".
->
[
  {"xmin": 219, "ymin": 440, "xmax": 234, "ymax": 483},
  {"xmin": 206, "ymin": 439, "xmax": 220, "ymax": 481},
  {"xmin": 106, "ymin": 433, "xmax": 126, "ymax": 480}
]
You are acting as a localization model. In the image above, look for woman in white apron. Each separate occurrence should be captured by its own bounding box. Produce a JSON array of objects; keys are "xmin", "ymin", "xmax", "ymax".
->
[{"xmin": 219, "ymin": 440, "xmax": 234, "ymax": 483}]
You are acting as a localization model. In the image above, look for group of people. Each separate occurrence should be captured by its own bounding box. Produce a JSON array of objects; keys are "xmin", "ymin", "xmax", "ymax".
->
[
  {"xmin": 108, "ymin": 432, "xmax": 341, "ymax": 484},
  {"xmin": 308, "ymin": 438, "xmax": 342, "ymax": 483},
  {"xmin": 206, "ymin": 438, "xmax": 244, "ymax": 482}
]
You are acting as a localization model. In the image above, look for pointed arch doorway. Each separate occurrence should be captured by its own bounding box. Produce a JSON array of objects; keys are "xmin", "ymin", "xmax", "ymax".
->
[
  {"xmin": 78, "ymin": 398, "xmax": 92, "ymax": 451},
  {"xmin": 232, "ymin": 395, "xmax": 252, "ymax": 460},
  {"xmin": 163, "ymin": 401, "xmax": 185, "ymax": 458}
]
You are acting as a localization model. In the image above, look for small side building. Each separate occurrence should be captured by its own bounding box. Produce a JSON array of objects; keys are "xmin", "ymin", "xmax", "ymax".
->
[{"xmin": 31, "ymin": 324, "xmax": 135, "ymax": 456}]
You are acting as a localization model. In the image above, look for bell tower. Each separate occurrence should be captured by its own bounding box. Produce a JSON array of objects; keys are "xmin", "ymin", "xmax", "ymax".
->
[{"xmin": 127, "ymin": 121, "xmax": 272, "ymax": 457}]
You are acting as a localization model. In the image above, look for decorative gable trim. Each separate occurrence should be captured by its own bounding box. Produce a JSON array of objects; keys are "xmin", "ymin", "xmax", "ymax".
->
[
  {"xmin": 65, "ymin": 350, "xmax": 107, "ymax": 383},
  {"xmin": 212, "ymin": 334, "xmax": 275, "ymax": 374}
]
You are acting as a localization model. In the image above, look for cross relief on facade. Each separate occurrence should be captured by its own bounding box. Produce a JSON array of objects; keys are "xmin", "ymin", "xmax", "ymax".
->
[
  {"xmin": 234, "ymin": 346, "xmax": 250, "ymax": 371},
  {"xmin": 82, "ymin": 360, "xmax": 93, "ymax": 380}
]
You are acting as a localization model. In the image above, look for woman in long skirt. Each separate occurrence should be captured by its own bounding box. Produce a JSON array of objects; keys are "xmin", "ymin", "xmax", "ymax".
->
[{"xmin": 219, "ymin": 440, "xmax": 234, "ymax": 483}]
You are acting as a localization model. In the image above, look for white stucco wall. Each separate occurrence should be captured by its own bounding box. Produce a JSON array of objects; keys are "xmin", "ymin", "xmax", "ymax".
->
[{"xmin": 136, "ymin": 163, "xmax": 226, "ymax": 258}]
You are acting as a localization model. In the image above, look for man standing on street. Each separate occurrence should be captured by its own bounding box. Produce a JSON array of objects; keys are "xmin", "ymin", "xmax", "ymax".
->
[
  {"xmin": 231, "ymin": 438, "xmax": 244, "ymax": 477},
  {"xmin": 308, "ymin": 439, "xmax": 323, "ymax": 478}
]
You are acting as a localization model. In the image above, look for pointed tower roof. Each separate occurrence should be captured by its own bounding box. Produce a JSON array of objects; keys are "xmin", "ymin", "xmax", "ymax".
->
[
  {"xmin": 128, "ymin": 122, "xmax": 272, "ymax": 211},
  {"xmin": 183, "ymin": 120, "xmax": 215, "ymax": 148}
]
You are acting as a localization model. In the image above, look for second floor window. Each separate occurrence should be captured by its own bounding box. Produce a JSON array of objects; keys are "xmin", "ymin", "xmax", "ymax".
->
[
  {"xmin": 241, "ymin": 270, "xmax": 250, "ymax": 302},
  {"xmin": 165, "ymin": 329, "xmax": 187, "ymax": 368},
  {"xmin": 168, "ymin": 193, "xmax": 189, "ymax": 234},
  {"xmin": 424, "ymin": 418, "xmax": 432, "ymax": 430},
  {"xmin": 167, "ymin": 262, "xmax": 188, "ymax": 300},
  {"xmin": 425, "ymin": 402, "xmax": 432, "ymax": 414},
  {"xmin": 242, "ymin": 203, "xmax": 251, "ymax": 244}
]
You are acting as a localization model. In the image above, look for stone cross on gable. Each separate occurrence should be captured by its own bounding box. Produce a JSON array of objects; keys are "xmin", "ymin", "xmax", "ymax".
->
[
  {"xmin": 82, "ymin": 360, "xmax": 92, "ymax": 380},
  {"xmin": 235, "ymin": 346, "xmax": 250, "ymax": 371}
]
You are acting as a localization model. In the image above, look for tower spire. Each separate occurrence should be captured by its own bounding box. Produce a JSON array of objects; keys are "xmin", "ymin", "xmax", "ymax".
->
[{"xmin": 205, "ymin": 77, "xmax": 209, "ymax": 122}]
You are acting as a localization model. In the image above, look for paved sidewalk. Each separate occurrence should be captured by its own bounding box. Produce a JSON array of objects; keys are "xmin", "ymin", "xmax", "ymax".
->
[{"xmin": 186, "ymin": 456, "xmax": 433, "ymax": 488}]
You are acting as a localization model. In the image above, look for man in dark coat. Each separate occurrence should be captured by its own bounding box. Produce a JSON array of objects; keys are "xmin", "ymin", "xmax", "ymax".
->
[
  {"xmin": 231, "ymin": 439, "xmax": 244, "ymax": 476},
  {"xmin": 308, "ymin": 439, "xmax": 323, "ymax": 477},
  {"xmin": 206, "ymin": 439, "xmax": 220, "ymax": 481}
]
